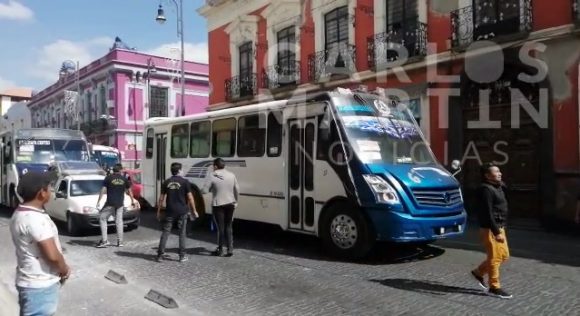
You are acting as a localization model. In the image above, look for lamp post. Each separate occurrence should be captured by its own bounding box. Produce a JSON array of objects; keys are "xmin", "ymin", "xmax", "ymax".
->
[
  {"xmin": 60, "ymin": 60, "xmax": 81, "ymax": 130},
  {"xmin": 156, "ymin": 0, "xmax": 185, "ymax": 117},
  {"xmin": 144, "ymin": 58, "xmax": 157, "ymax": 118}
]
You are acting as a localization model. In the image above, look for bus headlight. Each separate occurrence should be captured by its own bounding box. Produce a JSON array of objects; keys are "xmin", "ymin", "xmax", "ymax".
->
[{"xmin": 363, "ymin": 175, "xmax": 400, "ymax": 205}]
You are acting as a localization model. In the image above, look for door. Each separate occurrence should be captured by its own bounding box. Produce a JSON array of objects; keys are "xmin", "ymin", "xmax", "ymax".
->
[
  {"xmin": 155, "ymin": 134, "xmax": 167, "ymax": 202},
  {"xmin": 287, "ymin": 118, "xmax": 317, "ymax": 232},
  {"xmin": 45, "ymin": 180, "xmax": 69, "ymax": 221}
]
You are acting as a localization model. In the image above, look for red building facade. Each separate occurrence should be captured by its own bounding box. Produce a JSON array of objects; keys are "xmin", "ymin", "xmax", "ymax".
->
[{"xmin": 199, "ymin": 0, "xmax": 580, "ymax": 225}]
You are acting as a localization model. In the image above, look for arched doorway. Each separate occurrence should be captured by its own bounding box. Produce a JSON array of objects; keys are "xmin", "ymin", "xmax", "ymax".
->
[{"xmin": 451, "ymin": 56, "xmax": 553, "ymax": 221}]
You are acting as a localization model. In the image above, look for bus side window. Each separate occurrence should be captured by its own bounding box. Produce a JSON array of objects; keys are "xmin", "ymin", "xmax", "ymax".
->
[
  {"xmin": 190, "ymin": 121, "xmax": 211, "ymax": 158},
  {"xmin": 238, "ymin": 114, "xmax": 265, "ymax": 157},
  {"xmin": 145, "ymin": 128, "xmax": 154, "ymax": 159},
  {"xmin": 267, "ymin": 111, "xmax": 282, "ymax": 157},
  {"xmin": 212, "ymin": 118, "xmax": 236, "ymax": 157},
  {"xmin": 171, "ymin": 124, "xmax": 189, "ymax": 158}
]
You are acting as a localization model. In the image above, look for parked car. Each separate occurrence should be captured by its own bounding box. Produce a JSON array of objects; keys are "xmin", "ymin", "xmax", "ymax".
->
[
  {"xmin": 45, "ymin": 172, "xmax": 141, "ymax": 236},
  {"xmin": 123, "ymin": 169, "xmax": 151, "ymax": 210}
]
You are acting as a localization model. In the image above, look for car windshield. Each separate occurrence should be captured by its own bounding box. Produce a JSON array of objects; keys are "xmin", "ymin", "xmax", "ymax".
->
[
  {"xmin": 335, "ymin": 95, "xmax": 436, "ymax": 165},
  {"xmin": 92, "ymin": 150, "xmax": 120, "ymax": 168},
  {"xmin": 70, "ymin": 179, "xmax": 103, "ymax": 196},
  {"xmin": 15, "ymin": 139, "xmax": 90, "ymax": 164},
  {"xmin": 129, "ymin": 172, "xmax": 141, "ymax": 184}
]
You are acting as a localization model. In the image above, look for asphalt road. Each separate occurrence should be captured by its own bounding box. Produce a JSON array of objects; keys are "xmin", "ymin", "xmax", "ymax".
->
[{"xmin": 1, "ymin": 208, "xmax": 579, "ymax": 316}]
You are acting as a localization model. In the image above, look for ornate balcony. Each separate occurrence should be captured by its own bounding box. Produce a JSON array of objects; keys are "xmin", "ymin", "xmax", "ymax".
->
[
  {"xmin": 451, "ymin": 0, "xmax": 533, "ymax": 49},
  {"xmin": 262, "ymin": 62, "xmax": 301, "ymax": 90},
  {"xmin": 367, "ymin": 20, "xmax": 427, "ymax": 70},
  {"xmin": 308, "ymin": 44, "xmax": 356, "ymax": 83},
  {"xmin": 574, "ymin": 0, "xmax": 580, "ymax": 23},
  {"xmin": 225, "ymin": 73, "xmax": 257, "ymax": 102}
]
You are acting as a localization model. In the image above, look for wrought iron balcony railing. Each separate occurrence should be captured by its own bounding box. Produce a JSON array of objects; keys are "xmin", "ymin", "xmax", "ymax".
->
[
  {"xmin": 308, "ymin": 44, "xmax": 356, "ymax": 83},
  {"xmin": 574, "ymin": 0, "xmax": 580, "ymax": 23},
  {"xmin": 451, "ymin": 0, "xmax": 533, "ymax": 49},
  {"xmin": 225, "ymin": 73, "xmax": 257, "ymax": 101},
  {"xmin": 262, "ymin": 62, "xmax": 301, "ymax": 90},
  {"xmin": 367, "ymin": 20, "xmax": 427, "ymax": 70}
]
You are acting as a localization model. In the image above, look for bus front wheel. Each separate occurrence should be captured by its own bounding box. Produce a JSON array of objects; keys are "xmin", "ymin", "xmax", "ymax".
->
[{"xmin": 320, "ymin": 204, "xmax": 375, "ymax": 260}]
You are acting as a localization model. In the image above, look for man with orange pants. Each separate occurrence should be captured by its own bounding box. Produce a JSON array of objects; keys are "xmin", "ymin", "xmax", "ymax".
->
[{"xmin": 470, "ymin": 163, "xmax": 512, "ymax": 299}]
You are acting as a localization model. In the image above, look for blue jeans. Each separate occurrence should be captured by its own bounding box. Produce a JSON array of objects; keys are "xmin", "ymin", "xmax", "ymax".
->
[{"xmin": 17, "ymin": 282, "xmax": 60, "ymax": 316}]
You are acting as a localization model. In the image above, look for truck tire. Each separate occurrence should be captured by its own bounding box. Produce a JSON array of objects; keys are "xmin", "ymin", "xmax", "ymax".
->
[{"xmin": 320, "ymin": 203, "xmax": 375, "ymax": 260}]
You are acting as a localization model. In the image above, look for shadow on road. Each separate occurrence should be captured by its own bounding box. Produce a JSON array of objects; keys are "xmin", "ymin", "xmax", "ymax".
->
[
  {"xmin": 138, "ymin": 211, "xmax": 445, "ymax": 265},
  {"xmin": 114, "ymin": 250, "xmax": 159, "ymax": 262},
  {"xmin": 370, "ymin": 278, "xmax": 488, "ymax": 297},
  {"xmin": 67, "ymin": 239, "xmax": 98, "ymax": 247}
]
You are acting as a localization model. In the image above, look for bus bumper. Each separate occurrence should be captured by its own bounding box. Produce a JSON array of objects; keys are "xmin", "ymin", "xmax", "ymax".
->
[{"xmin": 365, "ymin": 208, "xmax": 467, "ymax": 242}]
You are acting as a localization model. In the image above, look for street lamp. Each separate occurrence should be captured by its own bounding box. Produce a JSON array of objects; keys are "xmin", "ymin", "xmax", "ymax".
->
[
  {"xmin": 61, "ymin": 60, "xmax": 81, "ymax": 130},
  {"xmin": 144, "ymin": 58, "xmax": 157, "ymax": 118},
  {"xmin": 156, "ymin": 0, "xmax": 185, "ymax": 117}
]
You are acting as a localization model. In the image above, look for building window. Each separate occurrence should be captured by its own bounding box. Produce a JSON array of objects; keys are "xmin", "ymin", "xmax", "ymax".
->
[
  {"xmin": 212, "ymin": 118, "xmax": 236, "ymax": 157},
  {"xmin": 190, "ymin": 121, "xmax": 211, "ymax": 158},
  {"xmin": 145, "ymin": 128, "xmax": 154, "ymax": 159},
  {"xmin": 170, "ymin": 124, "xmax": 189, "ymax": 158},
  {"xmin": 267, "ymin": 111, "xmax": 282, "ymax": 157},
  {"xmin": 277, "ymin": 26, "xmax": 297, "ymax": 85},
  {"xmin": 386, "ymin": 0, "xmax": 418, "ymax": 29},
  {"xmin": 238, "ymin": 114, "xmax": 265, "ymax": 157},
  {"xmin": 86, "ymin": 92, "xmax": 92, "ymax": 122},
  {"xmin": 239, "ymin": 42, "xmax": 254, "ymax": 97},
  {"xmin": 150, "ymin": 86, "xmax": 168, "ymax": 118},
  {"xmin": 324, "ymin": 6, "xmax": 349, "ymax": 52},
  {"xmin": 100, "ymin": 86, "xmax": 107, "ymax": 116}
]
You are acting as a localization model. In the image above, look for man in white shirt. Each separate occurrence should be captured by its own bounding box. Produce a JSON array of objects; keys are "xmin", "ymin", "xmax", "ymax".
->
[
  {"xmin": 202, "ymin": 158, "xmax": 239, "ymax": 257},
  {"xmin": 10, "ymin": 171, "xmax": 70, "ymax": 316}
]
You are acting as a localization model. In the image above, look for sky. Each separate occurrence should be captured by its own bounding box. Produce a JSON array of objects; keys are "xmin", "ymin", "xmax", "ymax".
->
[{"xmin": 0, "ymin": 0, "xmax": 209, "ymax": 91}]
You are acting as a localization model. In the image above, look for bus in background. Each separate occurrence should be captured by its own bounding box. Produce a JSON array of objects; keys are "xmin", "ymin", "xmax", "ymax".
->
[
  {"xmin": 90, "ymin": 144, "xmax": 121, "ymax": 172},
  {"xmin": 0, "ymin": 128, "xmax": 91, "ymax": 208},
  {"xmin": 141, "ymin": 88, "xmax": 467, "ymax": 259}
]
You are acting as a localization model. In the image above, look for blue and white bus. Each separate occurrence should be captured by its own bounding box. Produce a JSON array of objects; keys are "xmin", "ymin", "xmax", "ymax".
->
[
  {"xmin": 0, "ymin": 128, "xmax": 91, "ymax": 207},
  {"xmin": 141, "ymin": 88, "xmax": 467, "ymax": 258}
]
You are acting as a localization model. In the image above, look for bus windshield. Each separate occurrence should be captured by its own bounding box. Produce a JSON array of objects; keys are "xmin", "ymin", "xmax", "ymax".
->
[
  {"xmin": 92, "ymin": 150, "xmax": 121, "ymax": 168},
  {"xmin": 15, "ymin": 139, "xmax": 90, "ymax": 164},
  {"xmin": 334, "ymin": 96, "xmax": 436, "ymax": 165}
]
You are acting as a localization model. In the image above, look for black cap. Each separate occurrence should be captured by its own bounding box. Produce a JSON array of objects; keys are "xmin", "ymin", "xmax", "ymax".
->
[{"xmin": 17, "ymin": 171, "xmax": 54, "ymax": 203}]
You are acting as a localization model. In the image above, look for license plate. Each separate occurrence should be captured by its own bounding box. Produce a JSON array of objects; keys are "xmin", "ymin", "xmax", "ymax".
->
[{"xmin": 107, "ymin": 215, "xmax": 114, "ymax": 222}]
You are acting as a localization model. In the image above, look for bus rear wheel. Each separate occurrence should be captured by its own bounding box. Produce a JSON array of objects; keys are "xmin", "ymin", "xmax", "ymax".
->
[{"xmin": 320, "ymin": 204, "xmax": 375, "ymax": 260}]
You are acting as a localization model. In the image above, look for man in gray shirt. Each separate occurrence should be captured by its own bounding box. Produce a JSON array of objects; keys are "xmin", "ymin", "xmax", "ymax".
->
[{"xmin": 202, "ymin": 158, "xmax": 239, "ymax": 257}]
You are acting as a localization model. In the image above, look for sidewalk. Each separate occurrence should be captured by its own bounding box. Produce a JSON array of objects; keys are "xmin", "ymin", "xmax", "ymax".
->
[{"xmin": 438, "ymin": 219, "xmax": 580, "ymax": 268}]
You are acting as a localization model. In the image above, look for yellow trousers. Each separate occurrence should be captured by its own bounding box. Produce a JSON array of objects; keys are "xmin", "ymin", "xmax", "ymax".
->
[{"xmin": 473, "ymin": 228, "xmax": 510, "ymax": 289}]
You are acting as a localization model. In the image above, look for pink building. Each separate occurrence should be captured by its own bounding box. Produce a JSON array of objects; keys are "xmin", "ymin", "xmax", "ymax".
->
[{"xmin": 27, "ymin": 43, "xmax": 209, "ymax": 168}]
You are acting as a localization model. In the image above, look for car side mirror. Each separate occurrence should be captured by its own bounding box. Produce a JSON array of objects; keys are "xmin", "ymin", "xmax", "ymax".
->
[
  {"xmin": 450, "ymin": 159, "xmax": 462, "ymax": 177},
  {"xmin": 55, "ymin": 192, "xmax": 66, "ymax": 199}
]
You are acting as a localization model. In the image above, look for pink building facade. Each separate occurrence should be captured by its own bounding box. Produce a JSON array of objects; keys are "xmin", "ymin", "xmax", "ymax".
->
[{"xmin": 27, "ymin": 47, "xmax": 210, "ymax": 168}]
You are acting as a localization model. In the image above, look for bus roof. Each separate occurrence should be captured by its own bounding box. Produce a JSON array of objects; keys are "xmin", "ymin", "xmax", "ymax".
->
[
  {"xmin": 144, "ymin": 99, "xmax": 289, "ymax": 127},
  {"xmin": 14, "ymin": 128, "xmax": 86, "ymax": 140}
]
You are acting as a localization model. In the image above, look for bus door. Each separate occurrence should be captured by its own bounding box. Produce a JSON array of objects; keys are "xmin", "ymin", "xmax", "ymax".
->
[
  {"xmin": 287, "ymin": 117, "xmax": 317, "ymax": 232},
  {"xmin": 155, "ymin": 134, "xmax": 167, "ymax": 201}
]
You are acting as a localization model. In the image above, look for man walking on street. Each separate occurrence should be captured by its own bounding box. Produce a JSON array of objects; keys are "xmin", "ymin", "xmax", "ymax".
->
[
  {"xmin": 10, "ymin": 171, "xmax": 71, "ymax": 316},
  {"xmin": 96, "ymin": 163, "xmax": 135, "ymax": 248},
  {"xmin": 202, "ymin": 158, "xmax": 239, "ymax": 257},
  {"xmin": 156, "ymin": 163, "xmax": 198, "ymax": 262},
  {"xmin": 470, "ymin": 163, "xmax": 513, "ymax": 299}
]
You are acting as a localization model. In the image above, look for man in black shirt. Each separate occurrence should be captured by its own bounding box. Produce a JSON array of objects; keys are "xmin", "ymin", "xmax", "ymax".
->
[
  {"xmin": 95, "ymin": 163, "xmax": 135, "ymax": 248},
  {"xmin": 156, "ymin": 163, "xmax": 198, "ymax": 262},
  {"xmin": 470, "ymin": 163, "xmax": 512, "ymax": 299}
]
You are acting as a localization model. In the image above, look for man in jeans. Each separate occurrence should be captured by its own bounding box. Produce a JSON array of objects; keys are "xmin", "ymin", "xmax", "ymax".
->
[
  {"xmin": 156, "ymin": 162, "xmax": 198, "ymax": 262},
  {"xmin": 470, "ymin": 163, "xmax": 513, "ymax": 299},
  {"xmin": 202, "ymin": 158, "xmax": 239, "ymax": 257},
  {"xmin": 10, "ymin": 171, "xmax": 71, "ymax": 316},
  {"xmin": 96, "ymin": 163, "xmax": 135, "ymax": 248}
]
